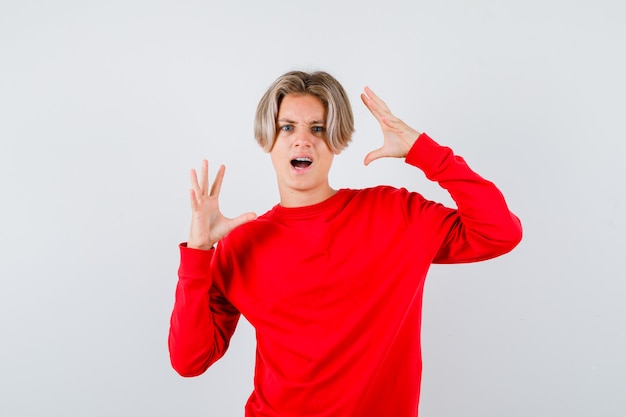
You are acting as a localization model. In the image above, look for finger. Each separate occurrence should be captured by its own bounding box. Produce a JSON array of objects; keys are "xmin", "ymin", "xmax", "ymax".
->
[
  {"xmin": 380, "ymin": 113, "xmax": 405, "ymax": 131},
  {"xmin": 189, "ymin": 188, "xmax": 199, "ymax": 211},
  {"xmin": 210, "ymin": 164, "xmax": 226, "ymax": 197},
  {"xmin": 365, "ymin": 87, "xmax": 401, "ymax": 123},
  {"xmin": 364, "ymin": 147, "xmax": 386, "ymax": 166},
  {"xmin": 200, "ymin": 160, "xmax": 209, "ymax": 196},
  {"xmin": 360, "ymin": 92, "xmax": 384, "ymax": 121},
  {"xmin": 381, "ymin": 114, "xmax": 422, "ymax": 140},
  {"xmin": 190, "ymin": 168, "xmax": 202, "ymax": 197},
  {"xmin": 363, "ymin": 86, "xmax": 392, "ymax": 115},
  {"xmin": 361, "ymin": 90, "xmax": 394, "ymax": 127},
  {"xmin": 228, "ymin": 212, "xmax": 258, "ymax": 230}
]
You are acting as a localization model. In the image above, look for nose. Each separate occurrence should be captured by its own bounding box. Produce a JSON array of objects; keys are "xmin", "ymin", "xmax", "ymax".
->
[{"xmin": 293, "ymin": 126, "xmax": 313, "ymax": 147}]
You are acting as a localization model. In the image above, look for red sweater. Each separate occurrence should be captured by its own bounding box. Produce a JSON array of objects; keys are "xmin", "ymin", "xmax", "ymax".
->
[{"xmin": 169, "ymin": 134, "xmax": 522, "ymax": 416}]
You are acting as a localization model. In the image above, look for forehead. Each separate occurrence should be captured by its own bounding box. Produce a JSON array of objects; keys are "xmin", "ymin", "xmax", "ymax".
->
[{"xmin": 277, "ymin": 94, "xmax": 326, "ymax": 121}]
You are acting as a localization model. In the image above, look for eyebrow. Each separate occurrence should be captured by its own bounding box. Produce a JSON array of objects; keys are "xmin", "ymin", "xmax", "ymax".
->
[{"xmin": 277, "ymin": 118, "xmax": 326, "ymax": 125}]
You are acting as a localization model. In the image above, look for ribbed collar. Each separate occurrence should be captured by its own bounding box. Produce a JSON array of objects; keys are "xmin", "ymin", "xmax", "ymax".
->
[{"xmin": 265, "ymin": 189, "xmax": 352, "ymax": 221}]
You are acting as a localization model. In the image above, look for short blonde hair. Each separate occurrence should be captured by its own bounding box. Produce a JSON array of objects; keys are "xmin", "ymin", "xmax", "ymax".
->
[{"xmin": 254, "ymin": 71, "xmax": 354, "ymax": 153}]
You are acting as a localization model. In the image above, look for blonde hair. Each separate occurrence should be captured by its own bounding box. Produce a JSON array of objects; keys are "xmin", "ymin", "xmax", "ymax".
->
[{"xmin": 254, "ymin": 71, "xmax": 354, "ymax": 153}]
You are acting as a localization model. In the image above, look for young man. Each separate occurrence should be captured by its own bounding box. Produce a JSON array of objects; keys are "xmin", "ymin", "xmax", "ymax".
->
[{"xmin": 169, "ymin": 71, "xmax": 522, "ymax": 416}]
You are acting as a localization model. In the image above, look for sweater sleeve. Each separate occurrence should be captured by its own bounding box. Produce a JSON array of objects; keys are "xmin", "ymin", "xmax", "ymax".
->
[
  {"xmin": 168, "ymin": 243, "xmax": 240, "ymax": 377},
  {"xmin": 405, "ymin": 133, "xmax": 522, "ymax": 263}
]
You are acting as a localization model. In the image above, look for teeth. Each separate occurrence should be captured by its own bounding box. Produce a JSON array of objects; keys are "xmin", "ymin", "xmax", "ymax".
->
[{"xmin": 291, "ymin": 157, "xmax": 313, "ymax": 169}]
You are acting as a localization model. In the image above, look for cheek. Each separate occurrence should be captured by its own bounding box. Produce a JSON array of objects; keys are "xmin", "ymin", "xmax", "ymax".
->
[{"xmin": 320, "ymin": 152, "xmax": 335, "ymax": 169}]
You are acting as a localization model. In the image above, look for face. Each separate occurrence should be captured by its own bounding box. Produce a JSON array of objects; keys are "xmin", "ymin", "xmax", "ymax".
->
[{"xmin": 270, "ymin": 94, "xmax": 338, "ymax": 207}]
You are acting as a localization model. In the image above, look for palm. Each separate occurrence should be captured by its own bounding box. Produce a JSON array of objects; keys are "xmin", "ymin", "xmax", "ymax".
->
[{"xmin": 379, "ymin": 123, "xmax": 411, "ymax": 159}]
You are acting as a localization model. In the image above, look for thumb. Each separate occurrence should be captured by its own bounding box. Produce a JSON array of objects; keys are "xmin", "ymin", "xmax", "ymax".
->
[
  {"xmin": 364, "ymin": 147, "xmax": 386, "ymax": 166},
  {"xmin": 229, "ymin": 212, "xmax": 257, "ymax": 230}
]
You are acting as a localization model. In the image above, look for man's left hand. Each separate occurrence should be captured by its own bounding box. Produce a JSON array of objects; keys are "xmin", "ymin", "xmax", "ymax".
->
[{"xmin": 360, "ymin": 86, "xmax": 422, "ymax": 165}]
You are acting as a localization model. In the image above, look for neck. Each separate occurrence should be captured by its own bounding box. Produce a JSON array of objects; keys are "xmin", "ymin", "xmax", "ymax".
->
[{"xmin": 278, "ymin": 185, "xmax": 337, "ymax": 208}]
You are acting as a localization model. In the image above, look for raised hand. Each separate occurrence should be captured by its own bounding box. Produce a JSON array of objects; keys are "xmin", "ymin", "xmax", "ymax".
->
[
  {"xmin": 360, "ymin": 87, "xmax": 422, "ymax": 165},
  {"xmin": 187, "ymin": 160, "xmax": 257, "ymax": 250}
]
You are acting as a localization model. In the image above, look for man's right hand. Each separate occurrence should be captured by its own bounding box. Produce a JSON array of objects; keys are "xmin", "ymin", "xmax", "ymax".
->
[{"xmin": 187, "ymin": 160, "xmax": 257, "ymax": 250}]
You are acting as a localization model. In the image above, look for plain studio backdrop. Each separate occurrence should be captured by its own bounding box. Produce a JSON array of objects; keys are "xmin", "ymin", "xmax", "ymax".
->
[{"xmin": 1, "ymin": 0, "xmax": 624, "ymax": 416}]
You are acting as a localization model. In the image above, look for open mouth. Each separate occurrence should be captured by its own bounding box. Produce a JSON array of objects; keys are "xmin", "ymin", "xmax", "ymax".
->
[{"xmin": 290, "ymin": 157, "xmax": 312, "ymax": 170}]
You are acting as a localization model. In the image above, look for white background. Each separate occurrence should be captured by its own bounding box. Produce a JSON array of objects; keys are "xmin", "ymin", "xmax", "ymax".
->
[{"xmin": 1, "ymin": 0, "xmax": 624, "ymax": 416}]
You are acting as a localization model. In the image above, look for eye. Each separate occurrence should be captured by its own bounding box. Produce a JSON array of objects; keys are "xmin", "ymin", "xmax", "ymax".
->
[
  {"xmin": 279, "ymin": 125, "xmax": 293, "ymax": 132},
  {"xmin": 312, "ymin": 126, "xmax": 325, "ymax": 134}
]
